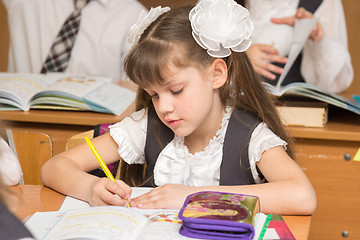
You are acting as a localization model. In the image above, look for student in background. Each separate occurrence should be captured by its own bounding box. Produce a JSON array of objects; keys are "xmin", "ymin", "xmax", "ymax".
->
[
  {"xmin": 0, "ymin": 130, "xmax": 23, "ymax": 186},
  {"xmin": 236, "ymin": 0, "xmax": 353, "ymax": 93},
  {"xmin": 0, "ymin": 173, "xmax": 34, "ymax": 239},
  {"xmin": 41, "ymin": 1, "xmax": 316, "ymax": 215},
  {"xmin": 2, "ymin": 0, "xmax": 147, "ymax": 81}
]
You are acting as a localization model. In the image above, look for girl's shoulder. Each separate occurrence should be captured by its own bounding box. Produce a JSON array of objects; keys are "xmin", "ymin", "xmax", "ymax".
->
[{"xmin": 110, "ymin": 108, "xmax": 147, "ymax": 128}]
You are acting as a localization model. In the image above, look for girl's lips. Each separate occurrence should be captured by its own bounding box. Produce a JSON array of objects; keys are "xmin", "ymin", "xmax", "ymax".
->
[{"xmin": 166, "ymin": 119, "xmax": 181, "ymax": 127}]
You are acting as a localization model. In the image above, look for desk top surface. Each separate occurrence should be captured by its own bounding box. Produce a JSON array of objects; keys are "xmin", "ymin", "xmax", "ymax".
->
[
  {"xmin": 0, "ymin": 105, "xmax": 135, "ymax": 126},
  {"xmin": 2, "ymin": 104, "xmax": 360, "ymax": 141},
  {"xmin": 9, "ymin": 185, "xmax": 311, "ymax": 240}
]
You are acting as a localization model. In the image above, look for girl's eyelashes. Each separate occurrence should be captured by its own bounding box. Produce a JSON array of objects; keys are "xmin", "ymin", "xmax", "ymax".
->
[
  {"xmin": 147, "ymin": 88, "xmax": 183, "ymax": 98},
  {"xmin": 171, "ymin": 88, "xmax": 183, "ymax": 95}
]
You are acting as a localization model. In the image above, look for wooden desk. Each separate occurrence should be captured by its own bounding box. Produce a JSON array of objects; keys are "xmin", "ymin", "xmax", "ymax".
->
[
  {"xmin": 0, "ymin": 107, "xmax": 135, "ymax": 155},
  {"xmin": 287, "ymin": 108, "xmax": 360, "ymax": 240},
  {"xmin": 3, "ymin": 88, "xmax": 359, "ymax": 239},
  {"xmin": 9, "ymin": 185, "xmax": 311, "ymax": 240}
]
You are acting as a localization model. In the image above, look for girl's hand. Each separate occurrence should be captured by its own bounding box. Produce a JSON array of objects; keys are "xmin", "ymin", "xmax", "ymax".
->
[
  {"xmin": 271, "ymin": 7, "xmax": 323, "ymax": 42},
  {"xmin": 247, "ymin": 44, "xmax": 288, "ymax": 80},
  {"xmin": 130, "ymin": 184, "xmax": 195, "ymax": 209},
  {"xmin": 88, "ymin": 177, "xmax": 132, "ymax": 207}
]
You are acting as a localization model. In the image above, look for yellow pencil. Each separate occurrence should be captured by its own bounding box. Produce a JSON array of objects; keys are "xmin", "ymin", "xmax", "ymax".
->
[{"xmin": 84, "ymin": 136, "xmax": 130, "ymax": 207}]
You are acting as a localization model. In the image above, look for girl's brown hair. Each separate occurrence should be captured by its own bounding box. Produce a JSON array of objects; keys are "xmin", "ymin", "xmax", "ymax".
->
[{"xmin": 124, "ymin": 5, "xmax": 293, "ymax": 158}]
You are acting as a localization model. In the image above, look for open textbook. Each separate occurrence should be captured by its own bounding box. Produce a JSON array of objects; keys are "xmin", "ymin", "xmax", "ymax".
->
[
  {"xmin": 264, "ymin": 17, "xmax": 360, "ymax": 126},
  {"xmin": 38, "ymin": 207, "xmax": 191, "ymax": 240},
  {"xmin": 25, "ymin": 188, "xmax": 197, "ymax": 240},
  {"xmin": 24, "ymin": 188, "xmax": 293, "ymax": 240},
  {"xmin": 0, "ymin": 73, "xmax": 136, "ymax": 115},
  {"xmin": 265, "ymin": 82, "xmax": 360, "ymax": 116}
]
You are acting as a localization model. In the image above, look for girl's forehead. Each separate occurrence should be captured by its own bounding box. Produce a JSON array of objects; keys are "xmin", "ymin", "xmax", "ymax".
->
[
  {"xmin": 165, "ymin": 65, "xmax": 206, "ymax": 82},
  {"xmin": 145, "ymin": 65, "xmax": 207, "ymax": 90},
  {"xmin": 145, "ymin": 70, "xmax": 184, "ymax": 90}
]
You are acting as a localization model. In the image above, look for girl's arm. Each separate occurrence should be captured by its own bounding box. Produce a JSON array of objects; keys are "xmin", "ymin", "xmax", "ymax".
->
[
  {"xmin": 130, "ymin": 146, "xmax": 316, "ymax": 215},
  {"xmin": 40, "ymin": 133, "xmax": 132, "ymax": 206}
]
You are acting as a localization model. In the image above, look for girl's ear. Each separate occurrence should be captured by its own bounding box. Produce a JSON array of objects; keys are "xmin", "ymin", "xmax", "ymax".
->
[{"xmin": 211, "ymin": 59, "xmax": 228, "ymax": 89}]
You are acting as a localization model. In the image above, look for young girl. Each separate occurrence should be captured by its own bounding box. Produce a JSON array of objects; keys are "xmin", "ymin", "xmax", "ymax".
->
[{"xmin": 41, "ymin": 0, "xmax": 316, "ymax": 215}]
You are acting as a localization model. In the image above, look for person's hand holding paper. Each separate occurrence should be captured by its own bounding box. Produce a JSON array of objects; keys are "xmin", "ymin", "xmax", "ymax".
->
[
  {"xmin": 247, "ymin": 7, "xmax": 320, "ymax": 82},
  {"xmin": 271, "ymin": 7, "xmax": 323, "ymax": 42}
]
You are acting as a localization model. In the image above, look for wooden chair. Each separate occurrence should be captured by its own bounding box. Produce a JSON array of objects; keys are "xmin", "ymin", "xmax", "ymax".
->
[
  {"xmin": 65, "ymin": 130, "xmax": 93, "ymax": 150},
  {"xmin": 9, "ymin": 130, "xmax": 53, "ymax": 185},
  {"xmin": 66, "ymin": 130, "xmax": 146, "ymax": 186}
]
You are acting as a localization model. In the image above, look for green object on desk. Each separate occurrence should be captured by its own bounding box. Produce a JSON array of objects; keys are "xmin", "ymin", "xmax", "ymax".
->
[{"xmin": 258, "ymin": 214, "xmax": 272, "ymax": 240}]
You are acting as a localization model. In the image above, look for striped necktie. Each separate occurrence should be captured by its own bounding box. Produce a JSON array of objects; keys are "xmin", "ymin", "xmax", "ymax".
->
[{"xmin": 40, "ymin": 0, "xmax": 91, "ymax": 73}]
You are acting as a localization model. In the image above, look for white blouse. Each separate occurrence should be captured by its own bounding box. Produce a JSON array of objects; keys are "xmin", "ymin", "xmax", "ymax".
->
[
  {"xmin": 247, "ymin": 0, "xmax": 353, "ymax": 93},
  {"xmin": 0, "ymin": 137, "xmax": 23, "ymax": 186},
  {"xmin": 109, "ymin": 108, "xmax": 287, "ymax": 186}
]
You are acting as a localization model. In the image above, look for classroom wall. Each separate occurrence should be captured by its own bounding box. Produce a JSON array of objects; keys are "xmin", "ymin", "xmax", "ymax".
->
[
  {"xmin": 0, "ymin": 0, "xmax": 359, "ymax": 91},
  {"xmin": 342, "ymin": 0, "xmax": 360, "ymax": 91},
  {"xmin": 0, "ymin": 1, "xmax": 8, "ymax": 72}
]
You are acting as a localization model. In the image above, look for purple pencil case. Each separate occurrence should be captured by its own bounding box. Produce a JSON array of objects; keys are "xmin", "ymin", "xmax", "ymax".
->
[{"xmin": 178, "ymin": 191, "xmax": 260, "ymax": 240}]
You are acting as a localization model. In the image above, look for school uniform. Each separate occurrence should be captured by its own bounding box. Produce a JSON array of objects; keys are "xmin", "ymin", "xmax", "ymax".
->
[
  {"xmin": 109, "ymin": 106, "xmax": 287, "ymax": 187},
  {"xmin": 2, "ymin": 0, "xmax": 147, "ymax": 81},
  {"xmin": 247, "ymin": 0, "xmax": 353, "ymax": 93}
]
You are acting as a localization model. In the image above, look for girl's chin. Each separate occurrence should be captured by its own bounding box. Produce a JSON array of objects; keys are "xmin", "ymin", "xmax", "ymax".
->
[{"xmin": 171, "ymin": 129, "xmax": 191, "ymax": 138}]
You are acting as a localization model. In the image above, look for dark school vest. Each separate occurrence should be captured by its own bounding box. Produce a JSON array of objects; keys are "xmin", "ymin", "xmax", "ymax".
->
[
  {"xmin": 266, "ymin": 0, "xmax": 323, "ymax": 86},
  {"xmin": 143, "ymin": 107, "xmax": 262, "ymax": 187},
  {"xmin": 0, "ymin": 201, "xmax": 34, "ymax": 240}
]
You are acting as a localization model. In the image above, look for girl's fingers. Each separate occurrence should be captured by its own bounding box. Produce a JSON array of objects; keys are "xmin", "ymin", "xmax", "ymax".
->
[
  {"xmin": 89, "ymin": 178, "xmax": 132, "ymax": 206},
  {"xmin": 266, "ymin": 55, "xmax": 288, "ymax": 65},
  {"xmin": 271, "ymin": 16, "xmax": 295, "ymax": 26},
  {"xmin": 114, "ymin": 179, "xmax": 132, "ymax": 199},
  {"xmin": 259, "ymin": 44, "xmax": 278, "ymax": 55},
  {"xmin": 316, "ymin": 23, "xmax": 324, "ymax": 42},
  {"xmin": 295, "ymin": 7, "xmax": 307, "ymax": 18},
  {"xmin": 130, "ymin": 189, "xmax": 162, "ymax": 208}
]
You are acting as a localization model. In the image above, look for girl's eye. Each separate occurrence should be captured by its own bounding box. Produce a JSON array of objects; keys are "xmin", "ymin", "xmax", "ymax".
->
[{"xmin": 172, "ymin": 88, "xmax": 183, "ymax": 95}]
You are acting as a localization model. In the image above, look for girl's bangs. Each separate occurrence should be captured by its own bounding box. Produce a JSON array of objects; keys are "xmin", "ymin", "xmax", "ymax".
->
[{"xmin": 125, "ymin": 40, "xmax": 189, "ymax": 88}]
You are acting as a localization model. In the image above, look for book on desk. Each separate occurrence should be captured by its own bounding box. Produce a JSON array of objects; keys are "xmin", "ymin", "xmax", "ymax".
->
[
  {"xmin": 0, "ymin": 73, "xmax": 136, "ymax": 115},
  {"xmin": 24, "ymin": 188, "xmax": 295, "ymax": 240},
  {"xmin": 265, "ymin": 82, "xmax": 360, "ymax": 128},
  {"xmin": 275, "ymin": 96, "xmax": 329, "ymax": 128},
  {"xmin": 262, "ymin": 17, "xmax": 360, "ymax": 128}
]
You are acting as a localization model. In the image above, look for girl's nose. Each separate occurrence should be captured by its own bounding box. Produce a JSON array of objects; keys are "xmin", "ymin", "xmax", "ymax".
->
[{"xmin": 157, "ymin": 95, "xmax": 174, "ymax": 114}]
